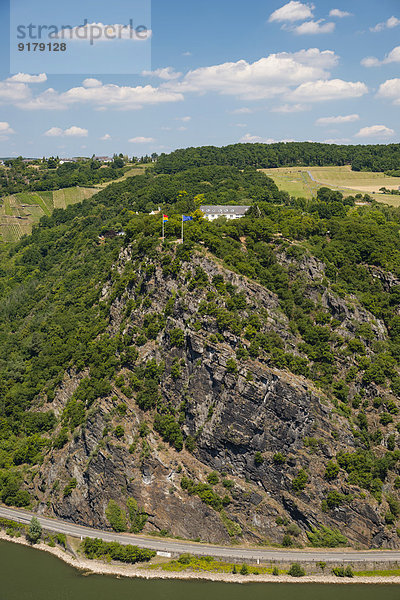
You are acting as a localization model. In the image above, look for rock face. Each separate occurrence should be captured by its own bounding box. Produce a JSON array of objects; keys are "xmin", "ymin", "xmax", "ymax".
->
[{"xmin": 32, "ymin": 247, "xmax": 400, "ymax": 549}]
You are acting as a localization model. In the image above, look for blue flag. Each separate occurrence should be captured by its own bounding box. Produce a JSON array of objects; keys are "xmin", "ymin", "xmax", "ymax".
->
[{"xmin": 182, "ymin": 215, "xmax": 193, "ymax": 222}]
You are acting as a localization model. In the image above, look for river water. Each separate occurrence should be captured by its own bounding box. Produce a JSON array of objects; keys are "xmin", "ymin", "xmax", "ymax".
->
[{"xmin": 1, "ymin": 540, "xmax": 400, "ymax": 600}]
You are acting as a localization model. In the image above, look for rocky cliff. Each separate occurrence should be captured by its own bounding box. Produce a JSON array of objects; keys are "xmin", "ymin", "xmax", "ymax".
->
[{"xmin": 27, "ymin": 239, "xmax": 400, "ymax": 550}]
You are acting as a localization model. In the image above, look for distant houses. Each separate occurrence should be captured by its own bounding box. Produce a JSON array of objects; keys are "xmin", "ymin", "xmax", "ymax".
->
[
  {"xmin": 200, "ymin": 205, "xmax": 251, "ymax": 221},
  {"xmin": 94, "ymin": 156, "xmax": 113, "ymax": 163}
]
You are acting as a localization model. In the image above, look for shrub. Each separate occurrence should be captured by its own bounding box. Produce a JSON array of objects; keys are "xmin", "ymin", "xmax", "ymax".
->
[
  {"xmin": 240, "ymin": 564, "xmax": 249, "ymax": 575},
  {"xmin": 307, "ymin": 525, "xmax": 347, "ymax": 548},
  {"xmin": 27, "ymin": 517, "xmax": 42, "ymax": 544},
  {"xmin": 292, "ymin": 469, "xmax": 308, "ymax": 492},
  {"xmin": 272, "ymin": 566, "xmax": 279, "ymax": 576},
  {"xmin": 170, "ymin": 328, "xmax": 185, "ymax": 348},
  {"xmin": 178, "ymin": 553, "xmax": 192, "ymax": 564},
  {"xmin": 282, "ymin": 534, "xmax": 293, "ymax": 547},
  {"xmin": 106, "ymin": 500, "xmax": 127, "ymax": 532},
  {"xmin": 82, "ymin": 538, "xmax": 155, "ymax": 563},
  {"xmin": 332, "ymin": 566, "xmax": 354, "ymax": 578},
  {"xmin": 226, "ymin": 358, "xmax": 238, "ymax": 374},
  {"xmin": 254, "ymin": 452, "xmax": 264, "ymax": 466},
  {"xmin": 288, "ymin": 563, "xmax": 305, "ymax": 577},
  {"xmin": 63, "ymin": 478, "xmax": 77, "ymax": 497},
  {"xmin": 324, "ymin": 461, "xmax": 339, "ymax": 481},
  {"xmin": 207, "ymin": 472, "xmax": 219, "ymax": 485},
  {"xmin": 273, "ymin": 452, "xmax": 286, "ymax": 465},
  {"xmin": 154, "ymin": 414, "xmax": 183, "ymax": 451},
  {"xmin": 286, "ymin": 523, "xmax": 301, "ymax": 536},
  {"xmin": 114, "ymin": 425, "xmax": 125, "ymax": 439}
]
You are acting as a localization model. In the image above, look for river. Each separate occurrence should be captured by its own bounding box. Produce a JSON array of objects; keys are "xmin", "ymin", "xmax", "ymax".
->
[{"xmin": 1, "ymin": 540, "xmax": 400, "ymax": 600}]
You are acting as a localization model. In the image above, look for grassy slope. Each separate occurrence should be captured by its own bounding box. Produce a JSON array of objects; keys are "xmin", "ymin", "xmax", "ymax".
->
[{"xmin": 260, "ymin": 166, "xmax": 400, "ymax": 206}]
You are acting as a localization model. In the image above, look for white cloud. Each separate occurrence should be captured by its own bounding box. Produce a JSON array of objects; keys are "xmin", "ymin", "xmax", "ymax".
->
[
  {"xmin": 100, "ymin": 134, "xmax": 111, "ymax": 140},
  {"xmin": 16, "ymin": 82, "xmax": 184, "ymax": 111},
  {"xmin": 182, "ymin": 51, "xmax": 192, "ymax": 56},
  {"xmin": 50, "ymin": 22, "xmax": 151, "ymax": 42},
  {"xmin": 316, "ymin": 114, "xmax": 359, "ymax": 125},
  {"xmin": 129, "ymin": 136, "xmax": 155, "ymax": 143},
  {"xmin": 324, "ymin": 137, "xmax": 351, "ymax": 143},
  {"xmin": 355, "ymin": 125, "xmax": 395, "ymax": 138},
  {"xmin": 370, "ymin": 16, "xmax": 400, "ymax": 32},
  {"xmin": 271, "ymin": 103, "xmax": 308, "ymax": 112},
  {"xmin": 0, "ymin": 121, "xmax": 15, "ymax": 136},
  {"xmin": 82, "ymin": 78, "xmax": 102, "ymax": 88},
  {"xmin": 230, "ymin": 107, "xmax": 253, "ymax": 114},
  {"xmin": 293, "ymin": 20, "xmax": 335, "ymax": 34},
  {"xmin": 6, "ymin": 73, "xmax": 47, "ymax": 83},
  {"xmin": 165, "ymin": 49, "xmax": 339, "ymax": 100},
  {"xmin": 269, "ymin": 1, "xmax": 314, "ymax": 23},
  {"xmin": 175, "ymin": 116, "xmax": 191, "ymax": 121},
  {"xmin": 44, "ymin": 126, "xmax": 88, "ymax": 137},
  {"xmin": 142, "ymin": 67, "xmax": 182, "ymax": 80},
  {"xmin": 329, "ymin": 9, "xmax": 352, "ymax": 18},
  {"xmin": 0, "ymin": 81, "xmax": 31, "ymax": 104},
  {"xmin": 361, "ymin": 46, "xmax": 400, "ymax": 68},
  {"xmin": 290, "ymin": 79, "xmax": 368, "ymax": 102},
  {"xmin": 377, "ymin": 78, "xmax": 400, "ymax": 105},
  {"xmin": 240, "ymin": 133, "xmax": 294, "ymax": 143}
]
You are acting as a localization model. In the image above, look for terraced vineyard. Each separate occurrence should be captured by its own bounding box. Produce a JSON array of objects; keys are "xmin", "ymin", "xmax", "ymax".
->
[{"xmin": 0, "ymin": 187, "xmax": 98, "ymax": 241}]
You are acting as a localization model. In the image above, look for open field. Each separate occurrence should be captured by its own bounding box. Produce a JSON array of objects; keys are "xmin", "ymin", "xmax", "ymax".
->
[{"xmin": 260, "ymin": 166, "xmax": 400, "ymax": 206}]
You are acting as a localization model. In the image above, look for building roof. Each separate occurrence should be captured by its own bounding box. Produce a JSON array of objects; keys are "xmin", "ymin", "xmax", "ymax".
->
[{"xmin": 200, "ymin": 205, "xmax": 251, "ymax": 216}]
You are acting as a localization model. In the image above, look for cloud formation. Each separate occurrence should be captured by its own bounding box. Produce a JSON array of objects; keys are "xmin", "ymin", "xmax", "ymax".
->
[
  {"xmin": 6, "ymin": 73, "xmax": 47, "ymax": 83},
  {"xmin": 129, "ymin": 136, "xmax": 155, "ymax": 143},
  {"xmin": 377, "ymin": 78, "xmax": 400, "ymax": 105},
  {"xmin": 269, "ymin": 1, "xmax": 315, "ymax": 23},
  {"xmin": 361, "ymin": 46, "xmax": 400, "ymax": 67},
  {"xmin": 44, "ymin": 126, "xmax": 88, "ymax": 137},
  {"xmin": 315, "ymin": 114, "xmax": 360, "ymax": 125},
  {"xmin": 370, "ymin": 16, "xmax": 400, "ymax": 32},
  {"xmin": 290, "ymin": 79, "xmax": 368, "ymax": 102},
  {"xmin": 355, "ymin": 125, "xmax": 395, "ymax": 138},
  {"xmin": 329, "ymin": 9, "xmax": 352, "ymax": 18},
  {"xmin": 142, "ymin": 67, "xmax": 182, "ymax": 80},
  {"xmin": 293, "ymin": 20, "xmax": 335, "ymax": 34}
]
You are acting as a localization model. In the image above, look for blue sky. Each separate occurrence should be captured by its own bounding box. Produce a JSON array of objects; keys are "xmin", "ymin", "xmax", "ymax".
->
[{"xmin": 0, "ymin": 0, "xmax": 400, "ymax": 157}]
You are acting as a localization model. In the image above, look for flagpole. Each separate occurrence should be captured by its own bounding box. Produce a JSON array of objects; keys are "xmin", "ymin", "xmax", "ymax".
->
[
  {"xmin": 162, "ymin": 216, "xmax": 164, "ymax": 242},
  {"xmin": 181, "ymin": 215, "xmax": 184, "ymax": 244}
]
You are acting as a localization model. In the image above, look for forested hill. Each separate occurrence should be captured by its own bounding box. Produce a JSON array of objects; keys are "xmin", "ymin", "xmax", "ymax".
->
[
  {"xmin": 154, "ymin": 142, "xmax": 400, "ymax": 175},
  {"xmin": 3, "ymin": 165, "xmax": 400, "ymax": 547}
]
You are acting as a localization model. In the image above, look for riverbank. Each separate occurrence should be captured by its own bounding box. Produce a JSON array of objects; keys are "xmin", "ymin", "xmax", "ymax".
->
[{"xmin": 1, "ymin": 530, "xmax": 400, "ymax": 585}]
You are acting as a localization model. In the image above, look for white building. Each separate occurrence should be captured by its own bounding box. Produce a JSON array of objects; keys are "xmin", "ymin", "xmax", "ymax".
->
[{"xmin": 200, "ymin": 205, "xmax": 251, "ymax": 221}]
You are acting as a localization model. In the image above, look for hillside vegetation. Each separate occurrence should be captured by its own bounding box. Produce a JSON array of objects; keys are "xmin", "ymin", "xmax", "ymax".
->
[
  {"xmin": 154, "ymin": 142, "xmax": 400, "ymax": 175},
  {"xmin": 1, "ymin": 165, "xmax": 400, "ymax": 547}
]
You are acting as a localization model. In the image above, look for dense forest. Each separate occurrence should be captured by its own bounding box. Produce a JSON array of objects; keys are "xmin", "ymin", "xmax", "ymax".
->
[
  {"xmin": 154, "ymin": 142, "xmax": 400, "ymax": 174},
  {"xmin": 0, "ymin": 156, "xmax": 126, "ymax": 195},
  {"xmin": 1, "ymin": 162, "xmax": 400, "ymax": 546}
]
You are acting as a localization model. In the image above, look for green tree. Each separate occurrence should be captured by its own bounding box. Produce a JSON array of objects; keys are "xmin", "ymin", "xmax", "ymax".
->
[{"xmin": 27, "ymin": 517, "xmax": 42, "ymax": 544}]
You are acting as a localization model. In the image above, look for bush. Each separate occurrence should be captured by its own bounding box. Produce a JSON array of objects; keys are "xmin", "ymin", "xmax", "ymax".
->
[
  {"xmin": 332, "ymin": 566, "xmax": 354, "ymax": 578},
  {"xmin": 170, "ymin": 328, "xmax": 185, "ymax": 348},
  {"xmin": 207, "ymin": 472, "xmax": 219, "ymax": 485},
  {"xmin": 292, "ymin": 469, "xmax": 308, "ymax": 491},
  {"xmin": 324, "ymin": 461, "xmax": 339, "ymax": 481},
  {"xmin": 273, "ymin": 452, "xmax": 286, "ymax": 465},
  {"xmin": 178, "ymin": 553, "xmax": 192, "ymax": 564},
  {"xmin": 63, "ymin": 478, "xmax": 77, "ymax": 497},
  {"xmin": 106, "ymin": 500, "xmax": 127, "ymax": 532},
  {"xmin": 254, "ymin": 452, "xmax": 264, "ymax": 466},
  {"xmin": 288, "ymin": 563, "xmax": 305, "ymax": 577},
  {"xmin": 240, "ymin": 564, "xmax": 249, "ymax": 575},
  {"xmin": 114, "ymin": 425, "xmax": 125, "ymax": 439},
  {"xmin": 82, "ymin": 538, "xmax": 155, "ymax": 563},
  {"xmin": 27, "ymin": 517, "xmax": 42, "ymax": 544},
  {"xmin": 154, "ymin": 414, "xmax": 183, "ymax": 451},
  {"xmin": 282, "ymin": 534, "xmax": 293, "ymax": 547},
  {"xmin": 272, "ymin": 566, "xmax": 279, "ymax": 576},
  {"xmin": 307, "ymin": 525, "xmax": 347, "ymax": 548}
]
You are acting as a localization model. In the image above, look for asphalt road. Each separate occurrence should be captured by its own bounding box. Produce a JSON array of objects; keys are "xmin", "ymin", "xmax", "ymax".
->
[{"xmin": 1, "ymin": 504, "xmax": 400, "ymax": 564}]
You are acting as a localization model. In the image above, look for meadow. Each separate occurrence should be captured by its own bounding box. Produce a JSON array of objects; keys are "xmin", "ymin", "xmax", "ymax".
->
[{"xmin": 260, "ymin": 166, "xmax": 400, "ymax": 206}]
